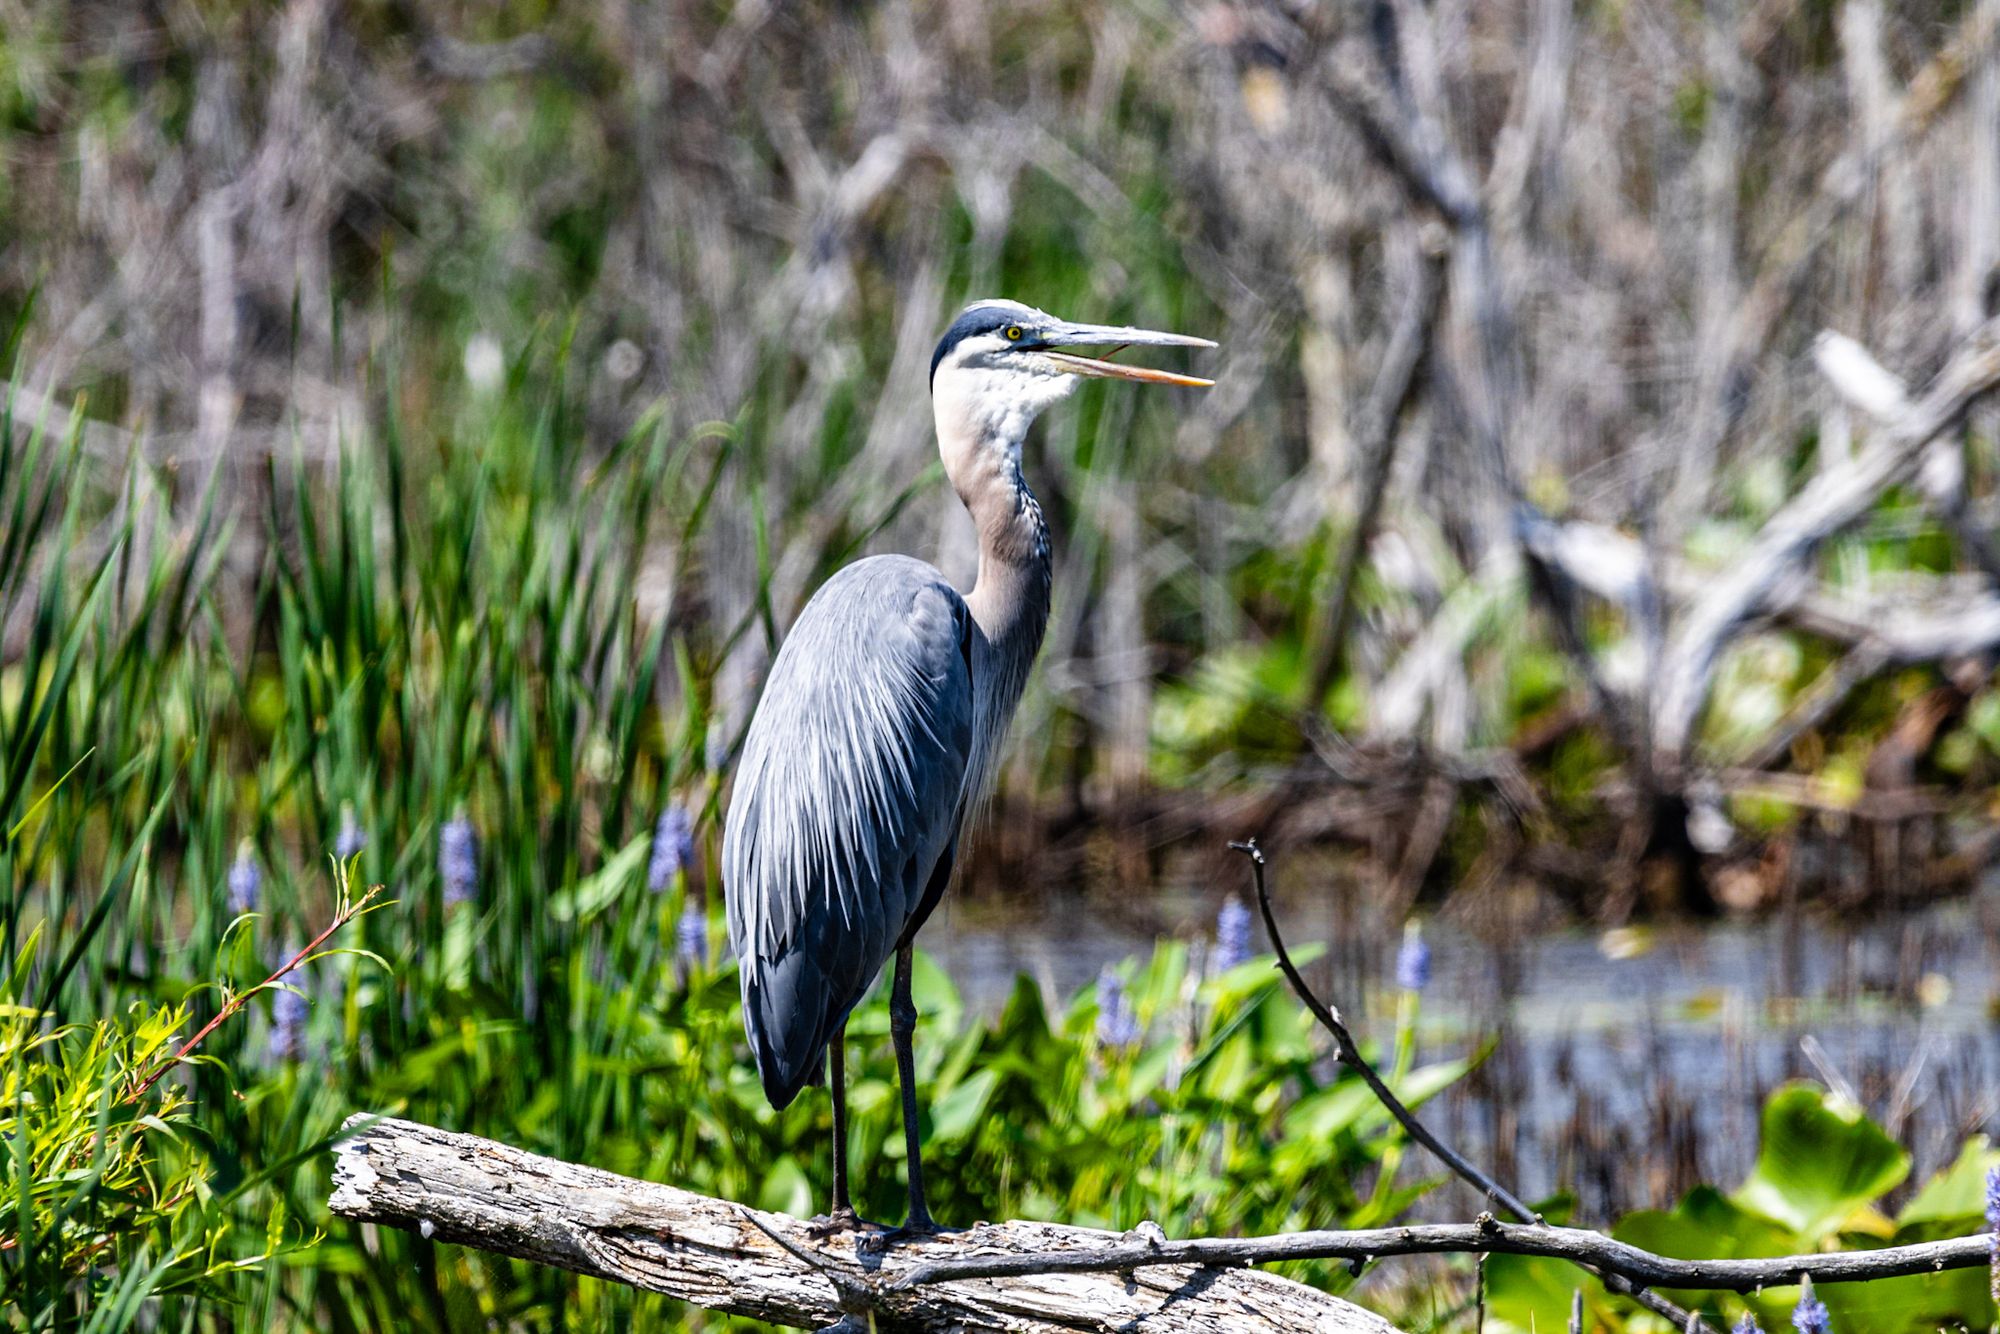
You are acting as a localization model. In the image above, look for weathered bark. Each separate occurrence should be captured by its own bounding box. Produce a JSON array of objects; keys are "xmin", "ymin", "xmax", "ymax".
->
[{"xmin": 329, "ymin": 1115, "xmax": 1402, "ymax": 1334}]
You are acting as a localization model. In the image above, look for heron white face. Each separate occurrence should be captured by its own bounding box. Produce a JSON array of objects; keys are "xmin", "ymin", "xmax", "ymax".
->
[{"xmin": 929, "ymin": 300, "xmax": 1215, "ymax": 466}]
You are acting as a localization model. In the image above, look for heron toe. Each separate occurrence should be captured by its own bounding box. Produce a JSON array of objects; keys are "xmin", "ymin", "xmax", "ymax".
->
[{"xmin": 805, "ymin": 1206, "xmax": 869, "ymax": 1239}]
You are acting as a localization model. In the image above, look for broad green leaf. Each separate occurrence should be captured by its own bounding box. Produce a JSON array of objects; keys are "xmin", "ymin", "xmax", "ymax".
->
[
  {"xmin": 1482, "ymin": 1252, "xmax": 1610, "ymax": 1334},
  {"xmin": 929, "ymin": 1068, "xmax": 997, "ymax": 1145},
  {"xmin": 1732, "ymin": 1083, "xmax": 1908, "ymax": 1244},
  {"xmin": 545, "ymin": 833, "xmax": 650, "ymax": 923},
  {"xmin": 1896, "ymin": 1136, "xmax": 2000, "ymax": 1232},
  {"xmin": 757, "ymin": 1155, "xmax": 813, "ymax": 1217}
]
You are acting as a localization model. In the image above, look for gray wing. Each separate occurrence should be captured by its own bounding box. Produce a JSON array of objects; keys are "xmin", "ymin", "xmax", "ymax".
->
[{"xmin": 722, "ymin": 555, "xmax": 975, "ymax": 1109}]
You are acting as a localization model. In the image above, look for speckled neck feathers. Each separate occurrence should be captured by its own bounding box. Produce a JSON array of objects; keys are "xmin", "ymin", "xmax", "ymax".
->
[{"xmin": 932, "ymin": 375, "xmax": 1056, "ymax": 801}]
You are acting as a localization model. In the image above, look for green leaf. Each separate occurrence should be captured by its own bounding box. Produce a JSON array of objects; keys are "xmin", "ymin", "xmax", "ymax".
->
[
  {"xmin": 1732, "ymin": 1083, "xmax": 1908, "ymax": 1243},
  {"xmin": 1896, "ymin": 1136, "xmax": 1999, "ymax": 1232},
  {"xmin": 929, "ymin": 1068, "xmax": 997, "ymax": 1145},
  {"xmin": 1482, "ymin": 1253, "xmax": 1609, "ymax": 1334},
  {"xmin": 757, "ymin": 1155, "xmax": 814, "ymax": 1217},
  {"xmin": 545, "ymin": 833, "xmax": 649, "ymax": 923}
]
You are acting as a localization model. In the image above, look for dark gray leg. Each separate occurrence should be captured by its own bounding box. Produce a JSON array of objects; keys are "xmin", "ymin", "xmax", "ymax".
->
[
  {"xmin": 829, "ymin": 1028, "xmax": 852, "ymax": 1216},
  {"xmin": 889, "ymin": 942, "xmax": 937, "ymax": 1233},
  {"xmin": 808, "ymin": 1027, "xmax": 861, "ymax": 1236}
]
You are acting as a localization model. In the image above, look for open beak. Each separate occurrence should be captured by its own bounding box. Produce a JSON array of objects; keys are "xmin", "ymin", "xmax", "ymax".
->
[{"xmin": 1042, "ymin": 321, "xmax": 1216, "ymax": 387}]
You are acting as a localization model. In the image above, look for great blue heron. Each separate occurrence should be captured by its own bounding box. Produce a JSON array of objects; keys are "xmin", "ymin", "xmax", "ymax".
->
[{"xmin": 722, "ymin": 299, "xmax": 1214, "ymax": 1234}]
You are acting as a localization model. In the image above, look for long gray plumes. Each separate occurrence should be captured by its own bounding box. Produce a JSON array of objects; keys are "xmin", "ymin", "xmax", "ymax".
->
[{"xmin": 722, "ymin": 557, "xmax": 975, "ymax": 1107}]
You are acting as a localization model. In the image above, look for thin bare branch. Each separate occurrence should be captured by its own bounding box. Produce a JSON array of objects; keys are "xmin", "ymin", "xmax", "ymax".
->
[
  {"xmin": 1229, "ymin": 840, "xmax": 1714, "ymax": 1333},
  {"xmin": 895, "ymin": 1215, "xmax": 1987, "ymax": 1296}
]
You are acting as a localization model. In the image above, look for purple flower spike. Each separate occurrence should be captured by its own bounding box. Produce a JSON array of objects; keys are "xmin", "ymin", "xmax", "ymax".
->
[
  {"xmin": 335, "ymin": 802, "xmax": 366, "ymax": 860},
  {"xmin": 1733, "ymin": 1313, "xmax": 1764, "ymax": 1334},
  {"xmin": 440, "ymin": 811, "xmax": 478, "ymax": 906},
  {"xmin": 227, "ymin": 839, "xmax": 261, "ymax": 914},
  {"xmin": 1395, "ymin": 921, "xmax": 1432, "ymax": 992},
  {"xmin": 650, "ymin": 806, "xmax": 696, "ymax": 893},
  {"xmin": 1095, "ymin": 965, "xmax": 1140, "ymax": 1050},
  {"xmin": 1986, "ymin": 1162, "xmax": 2000, "ymax": 1300},
  {"xmin": 1213, "ymin": 897, "xmax": 1252, "ymax": 972},
  {"xmin": 676, "ymin": 905, "xmax": 708, "ymax": 966},
  {"xmin": 1790, "ymin": 1277, "xmax": 1830, "ymax": 1334},
  {"xmin": 269, "ymin": 986, "xmax": 307, "ymax": 1061}
]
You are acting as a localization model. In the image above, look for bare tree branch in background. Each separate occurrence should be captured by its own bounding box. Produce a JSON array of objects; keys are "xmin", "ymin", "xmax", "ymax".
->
[{"xmin": 1654, "ymin": 318, "xmax": 2000, "ymax": 759}]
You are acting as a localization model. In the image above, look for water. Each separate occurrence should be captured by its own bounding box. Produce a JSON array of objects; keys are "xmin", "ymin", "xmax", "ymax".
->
[{"xmin": 923, "ymin": 864, "xmax": 2000, "ymax": 1223}]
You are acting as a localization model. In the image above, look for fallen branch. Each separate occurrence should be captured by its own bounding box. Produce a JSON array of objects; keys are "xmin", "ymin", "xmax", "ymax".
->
[
  {"xmin": 896, "ymin": 1215, "xmax": 1988, "ymax": 1296},
  {"xmin": 327, "ymin": 1113, "xmax": 1989, "ymax": 1333},
  {"xmin": 328, "ymin": 1116, "xmax": 1401, "ymax": 1334}
]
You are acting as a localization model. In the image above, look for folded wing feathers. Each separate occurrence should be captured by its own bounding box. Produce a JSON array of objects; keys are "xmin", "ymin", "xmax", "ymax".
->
[{"xmin": 723, "ymin": 556, "xmax": 975, "ymax": 1090}]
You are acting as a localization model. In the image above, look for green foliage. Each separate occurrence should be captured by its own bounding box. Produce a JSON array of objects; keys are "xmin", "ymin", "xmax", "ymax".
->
[
  {"xmin": 1733, "ymin": 1084, "xmax": 1908, "ymax": 1244},
  {"xmin": 1486, "ymin": 1084, "xmax": 1998, "ymax": 1334},
  {"xmin": 0, "ymin": 937, "xmax": 308, "ymax": 1330},
  {"xmin": 0, "ymin": 366, "xmax": 1482, "ymax": 1328}
]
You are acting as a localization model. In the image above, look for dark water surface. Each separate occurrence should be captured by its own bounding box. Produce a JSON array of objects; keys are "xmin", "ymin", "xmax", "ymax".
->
[{"xmin": 922, "ymin": 864, "xmax": 2000, "ymax": 1223}]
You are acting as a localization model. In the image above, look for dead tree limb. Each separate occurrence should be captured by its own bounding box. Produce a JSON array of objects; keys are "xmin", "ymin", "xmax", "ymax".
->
[
  {"xmin": 896, "ymin": 1217, "xmax": 1989, "ymax": 1296},
  {"xmin": 327, "ymin": 1111, "xmax": 1988, "ymax": 1332},
  {"xmin": 1301, "ymin": 227, "xmax": 1446, "ymax": 710},
  {"xmin": 328, "ymin": 1115, "xmax": 1400, "ymax": 1334},
  {"xmin": 1817, "ymin": 328, "xmax": 2000, "ymax": 584},
  {"xmin": 1653, "ymin": 316, "xmax": 2000, "ymax": 760}
]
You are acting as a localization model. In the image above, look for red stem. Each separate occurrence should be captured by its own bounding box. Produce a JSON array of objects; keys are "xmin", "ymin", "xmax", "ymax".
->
[{"xmin": 124, "ymin": 886, "xmax": 381, "ymax": 1103}]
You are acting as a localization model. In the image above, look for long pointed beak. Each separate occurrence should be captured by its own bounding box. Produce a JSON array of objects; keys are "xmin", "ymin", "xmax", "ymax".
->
[{"xmin": 1043, "ymin": 321, "xmax": 1216, "ymax": 387}]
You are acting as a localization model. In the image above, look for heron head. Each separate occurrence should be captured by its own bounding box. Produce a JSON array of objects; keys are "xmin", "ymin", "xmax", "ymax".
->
[{"xmin": 929, "ymin": 300, "xmax": 1214, "ymax": 448}]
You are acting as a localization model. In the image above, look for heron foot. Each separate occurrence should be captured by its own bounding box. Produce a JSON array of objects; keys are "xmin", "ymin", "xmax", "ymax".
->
[
  {"xmin": 805, "ymin": 1207, "xmax": 868, "ymax": 1239},
  {"xmin": 855, "ymin": 1216, "xmax": 955, "ymax": 1253}
]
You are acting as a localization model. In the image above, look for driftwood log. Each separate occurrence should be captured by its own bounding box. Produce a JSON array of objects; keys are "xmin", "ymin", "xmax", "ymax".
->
[{"xmin": 329, "ymin": 1115, "xmax": 1403, "ymax": 1333}]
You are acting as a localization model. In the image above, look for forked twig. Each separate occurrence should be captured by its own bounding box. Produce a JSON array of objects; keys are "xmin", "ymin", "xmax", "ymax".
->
[
  {"xmin": 1228, "ymin": 839, "xmax": 1536, "ymax": 1221},
  {"xmin": 1227, "ymin": 839, "xmax": 1714, "ymax": 1334},
  {"xmin": 125, "ymin": 878, "xmax": 388, "ymax": 1103}
]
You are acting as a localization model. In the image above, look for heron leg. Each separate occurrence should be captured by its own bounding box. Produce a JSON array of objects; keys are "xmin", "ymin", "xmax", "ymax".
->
[
  {"xmin": 807, "ymin": 1029, "xmax": 863, "ymax": 1237},
  {"xmin": 829, "ymin": 1028, "xmax": 853, "ymax": 1215},
  {"xmin": 889, "ymin": 942, "xmax": 939, "ymax": 1234}
]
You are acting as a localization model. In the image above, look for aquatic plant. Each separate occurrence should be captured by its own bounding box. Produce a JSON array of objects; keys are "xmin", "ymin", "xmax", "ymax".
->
[
  {"xmin": 227, "ymin": 839, "xmax": 262, "ymax": 915},
  {"xmin": 440, "ymin": 812, "xmax": 478, "ymax": 906},
  {"xmin": 650, "ymin": 806, "xmax": 696, "ymax": 893},
  {"xmin": 1213, "ymin": 896, "xmax": 1252, "ymax": 972}
]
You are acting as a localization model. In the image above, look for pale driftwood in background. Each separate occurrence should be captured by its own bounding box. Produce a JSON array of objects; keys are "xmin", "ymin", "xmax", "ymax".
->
[{"xmin": 328, "ymin": 1115, "xmax": 1402, "ymax": 1334}]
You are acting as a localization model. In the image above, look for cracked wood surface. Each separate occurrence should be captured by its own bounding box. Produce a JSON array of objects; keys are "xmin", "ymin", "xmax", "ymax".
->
[{"xmin": 329, "ymin": 1114, "xmax": 1402, "ymax": 1333}]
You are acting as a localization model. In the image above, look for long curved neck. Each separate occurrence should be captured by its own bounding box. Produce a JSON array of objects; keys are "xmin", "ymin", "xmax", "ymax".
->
[
  {"xmin": 962, "ymin": 455, "xmax": 1052, "ymax": 701},
  {"xmin": 935, "ymin": 396, "xmax": 1054, "ymax": 791}
]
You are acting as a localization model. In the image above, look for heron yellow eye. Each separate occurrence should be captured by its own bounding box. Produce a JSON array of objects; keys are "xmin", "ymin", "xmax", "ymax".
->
[{"xmin": 1006, "ymin": 326, "xmax": 1023, "ymax": 341}]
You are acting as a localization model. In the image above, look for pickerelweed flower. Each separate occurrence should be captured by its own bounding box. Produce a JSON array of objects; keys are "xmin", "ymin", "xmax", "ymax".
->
[
  {"xmin": 1095, "ymin": 965, "xmax": 1141, "ymax": 1049},
  {"xmin": 440, "ymin": 811, "xmax": 478, "ymax": 905},
  {"xmin": 270, "ymin": 985, "xmax": 307, "ymax": 1062},
  {"xmin": 1395, "ymin": 921, "xmax": 1432, "ymax": 992},
  {"xmin": 1790, "ymin": 1277, "xmax": 1830, "ymax": 1334},
  {"xmin": 676, "ymin": 905, "xmax": 708, "ymax": 966},
  {"xmin": 1985, "ymin": 1162, "xmax": 2000, "ymax": 1300},
  {"xmin": 335, "ymin": 802, "xmax": 366, "ymax": 860},
  {"xmin": 227, "ymin": 839, "xmax": 261, "ymax": 914},
  {"xmin": 649, "ymin": 805, "xmax": 696, "ymax": 893},
  {"xmin": 1733, "ymin": 1313, "xmax": 1764, "ymax": 1334},
  {"xmin": 1213, "ymin": 896, "xmax": 1252, "ymax": 972}
]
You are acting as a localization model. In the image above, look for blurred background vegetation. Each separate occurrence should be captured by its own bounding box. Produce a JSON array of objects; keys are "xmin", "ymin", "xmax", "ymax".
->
[{"xmin": 5, "ymin": 0, "xmax": 2000, "ymax": 1329}]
